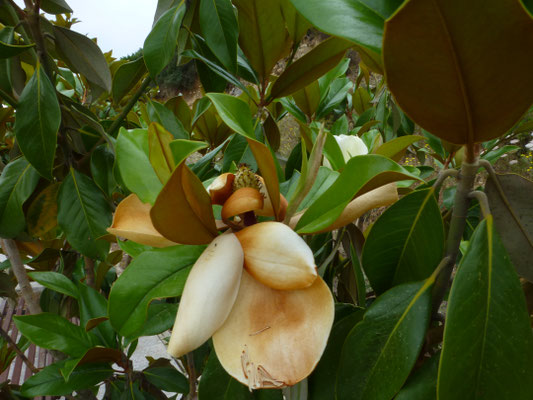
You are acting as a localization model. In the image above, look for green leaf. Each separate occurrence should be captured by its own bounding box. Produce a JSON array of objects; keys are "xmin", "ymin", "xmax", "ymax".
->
[
  {"xmin": 112, "ymin": 56, "xmax": 147, "ymax": 104},
  {"xmin": 108, "ymin": 245, "xmax": 205, "ymax": 337},
  {"xmin": 199, "ymin": 0, "xmax": 239, "ymax": 73},
  {"xmin": 485, "ymin": 173, "xmax": 533, "ymax": 282},
  {"xmin": 148, "ymin": 122, "xmax": 176, "ymax": 183},
  {"xmin": 437, "ymin": 217, "xmax": 533, "ymax": 399},
  {"xmin": 144, "ymin": 366, "xmax": 189, "ymax": 393},
  {"xmin": 322, "ymin": 131, "xmax": 346, "ymax": 170},
  {"xmin": 206, "ymin": 93, "xmax": 255, "ymax": 138},
  {"xmin": 57, "ymin": 168, "xmax": 112, "ymax": 260},
  {"xmin": 77, "ymin": 282, "xmax": 116, "ymax": 348},
  {"xmin": 127, "ymin": 302, "xmax": 178, "ymax": 341},
  {"xmin": 169, "ymin": 139, "xmax": 208, "ymax": 166},
  {"xmin": 383, "ymin": 0, "xmax": 533, "ymax": 144},
  {"xmin": 14, "ymin": 313, "xmax": 95, "ymax": 357},
  {"xmin": 144, "ymin": 3, "xmax": 186, "ymax": 78},
  {"xmin": 373, "ymin": 135, "xmax": 424, "ymax": 162},
  {"xmin": 395, "ymin": 352, "xmax": 439, "ymax": 400},
  {"xmin": 289, "ymin": 0, "xmax": 402, "ymax": 54},
  {"xmin": 280, "ymin": 0, "xmax": 312, "ymax": 43},
  {"xmin": 481, "ymin": 145, "xmax": 519, "ymax": 165},
  {"xmin": 296, "ymin": 155, "xmax": 421, "ymax": 233},
  {"xmin": 21, "ymin": 360, "xmax": 112, "ymax": 397},
  {"xmin": 27, "ymin": 271, "xmax": 78, "ymax": 299},
  {"xmin": 308, "ymin": 306, "xmax": 365, "ymax": 399},
  {"xmin": 270, "ymin": 37, "xmax": 352, "ymax": 99},
  {"xmin": 233, "ymin": 0, "xmax": 291, "ymax": 82},
  {"xmin": 362, "ymin": 188, "xmax": 444, "ymax": 294},
  {"xmin": 115, "ymin": 127, "xmax": 163, "ymax": 204},
  {"xmin": 336, "ymin": 279, "xmax": 434, "ymax": 400},
  {"xmin": 0, "ymin": 32, "xmax": 35, "ymax": 58},
  {"xmin": 147, "ymin": 99, "xmax": 189, "ymax": 139},
  {"xmin": 90, "ymin": 144, "xmax": 116, "ymax": 196},
  {"xmin": 53, "ymin": 26, "xmax": 112, "ymax": 92},
  {"xmin": 40, "ymin": 0, "xmax": 73, "ymax": 14},
  {"xmin": 0, "ymin": 157, "xmax": 40, "ymax": 238},
  {"xmin": 14, "ymin": 65, "xmax": 60, "ymax": 179}
]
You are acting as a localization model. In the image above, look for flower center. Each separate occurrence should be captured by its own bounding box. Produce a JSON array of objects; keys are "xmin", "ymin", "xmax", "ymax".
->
[{"xmin": 232, "ymin": 164, "xmax": 262, "ymax": 192}]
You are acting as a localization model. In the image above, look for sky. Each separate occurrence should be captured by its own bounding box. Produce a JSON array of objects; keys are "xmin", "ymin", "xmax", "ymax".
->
[{"xmin": 14, "ymin": 0, "xmax": 158, "ymax": 57}]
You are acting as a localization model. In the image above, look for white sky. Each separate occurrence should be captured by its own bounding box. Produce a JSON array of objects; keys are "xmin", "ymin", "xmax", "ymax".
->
[{"xmin": 15, "ymin": 0, "xmax": 157, "ymax": 57}]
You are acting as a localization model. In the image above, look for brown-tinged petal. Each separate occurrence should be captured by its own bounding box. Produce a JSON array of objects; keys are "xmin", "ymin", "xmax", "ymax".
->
[
  {"xmin": 107, "ymin": 194, "xmax": 176, "ymax": 248},
  {"xmin": 235, "ymin": 222, "xmax": 317, "ymax": 290},
  {"xmin": 207, "ymin": 173, "xmax": 235, "ymax": 205},
  {"xmin": 221, "ymin": 187, "xmax": 264, "ymax": 222},
  {"xmin": 168, "ymin": 233, "xmax": 244, "ymax": 357},
  {"xmin": 212, "ymin": 271, "xmax": 334, "ymax": 389},
  {"xmin": 289, "ymin": 183, "xmax": 399, "ymax": 232}
]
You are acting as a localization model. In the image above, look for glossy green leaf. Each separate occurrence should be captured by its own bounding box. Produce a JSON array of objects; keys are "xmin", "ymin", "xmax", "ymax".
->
[
  {"xmin": 322, "ymin": 131, "xmax": 346, "ymax": 170},
  {"xmin": 362, "ymin": 188, "xmax": 443, "ymax": 294},
  {"xmin": 53, "ymin": 26, "xmax": 112, "ymax": 92},
  {"xmin": 270, "ymin": 37, "xmax": 352, "ymax": 99},
  {"xmin": 0, "ymin": 27, "xmax": 15, "ymax": 96},
  {"xmin": 21, "ymin": 360, "xmax": 112, "ymax": 397},
  {"xmin": 233, "ymin": 0, "xmax": 291, "ymax": 82},
  {"xmin": 383, "ymin": 0, "xmax": 533, "ymax": 144},
  {"xmin": 147, "ymin": 99, "xmax": 189, "ymax": 139},
  {"xmin": 337, "ymin": 279, "xmax": 434, "ymax": 400},
  {"xmin": 14, "ymin": 65, "xmax": 60, "ymax": 179},
  {"xmin": 481, "ymin": 145, "xmax": 519, "ymax": 165},
  {"xmin": 0, "ymin": 32, "xmax": 34, "ymax": 58},
  {"xmin": 206, "ymin": 93, "xmax": 254, "ymax": 138},
  {"xmin": 437, "ymin": 217, "xmax": 533, "ymax": 399},
  {"xmin": 14, "ymin": 313, "xmax": 94, "ymax": 357},
  {"xmin": 293, "ymin": 80, "xmax": 320, "ymax": 119},
  {"xmin": 77, "ymin": 282, "xmax": 116, "ymax": 348},
  {"xmin": 57, "ymin": 168, "xmax": 112, "ymax": 260},
  {"xmin": 144, "ymin": 3, "xmax": 186, "ymax": 77},
  {"xmin": 485, "ymin": 173, "xmax": 533, "ymax": 282},
  {"xmin": 289, "ymin": 0, "xmax": 402, "ymax": 54},
  {"xmin": 166, "ymin": 95, "xmax": 192, "ymax": 131},
  {"xmin": 111, "ymin": 56, "xmax": 147, "ymax": 104},
  {"xmin": 296, "ymin": 155, "xmax": 421, "ymax": 233},
  {"xmin": 395, "ymin": 353, "xmax": 439, "ymax": 400},
  {"xmin": 108, "ymin": 245, "xmax": 205, "ymax": 337},
  {"xmin": 0, "ymin": 157, "xmax": 40, "ymax": 238},
  {"xmin": 374, "ymin": 135, "xmax": 424, "ymax": 162},
  {"xmin": 169, "ymin": 139, "xmax": 208, "ymax": 166},
  {"xmin": 199, "ymin": 0, "xmax": 238, "ymax": 73},
  {"xmin": 90, "ymin": 144, "xmax": 116, "ymax": 196},
  {"xmin": 294, "ymin": 166, "xmax": 339, "ymax": 211},
  {"xmin": 308, "ymin": 306, "xmax": 365, "ymax": 399},
  {"xmin": 127, "ymin": 302, "xmax": 178, "ymax": 341},
  {"xmin": 115, "ymin": 127, "xmax": 162, "ymax": 204},
  {"xmin": 315, "ymin": 76, "xmax": 352, "ymax": 119},
  {"xmin": 144, "ymin": 366, "xmax": 189, "ymax": 393},
  {"xmin": 40, "ymin": 0, "xmax": 73, "ymax": 14},
  {"xmin": 263, "ymin": 113, "xmax": 281, "ymax": 152},
  {"xmin": 352, "ymin": 87, "xmax": 372, "ymax": 115},
  {"xmin": 27, "ymin": 271, "xmax": 78, "ymax": 299}
]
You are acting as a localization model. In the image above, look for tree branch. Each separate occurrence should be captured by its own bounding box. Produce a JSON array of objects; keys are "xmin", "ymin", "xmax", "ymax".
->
[
  {"xmin": 0, "ymin": 325, "xmax": 38, "ymax": 373},
  {"xmin": 0, "ymin": 238, "xmax": 41, "ymax": 314}
]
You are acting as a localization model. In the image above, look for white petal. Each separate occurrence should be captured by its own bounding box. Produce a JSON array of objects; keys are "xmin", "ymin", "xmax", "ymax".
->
[
  {"xmin": 236, "ymin": 222, "xmax": 317, "ymax": 290},
  {"xmin": 167, "ymin": 233, "xmax": 244, "ymax": 357},
  {"xmin": 335, "ymin": 134, "xmax": 368, "ymax": 162}
]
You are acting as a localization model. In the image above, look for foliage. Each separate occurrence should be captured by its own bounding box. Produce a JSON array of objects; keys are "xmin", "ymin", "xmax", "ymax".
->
[{"xmin": 0, "ymin": 0, "xmax": 533, "ymax": 399}]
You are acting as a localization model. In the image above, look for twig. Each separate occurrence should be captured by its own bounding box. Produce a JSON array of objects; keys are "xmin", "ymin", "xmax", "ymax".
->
[
  {"xmin": 83, "ymin": 256, "xmax": 95, "ymax": 287},
  {"xmin": 0, "ymin": 238, "xmax": 41, "ymax": 314},
  {"xmin": 186, "ymin": 353, "xmax": 198, "ymax": 400},
  {"xmin": 468, "ymin": 190, "xmax": 491, "ymax": 219},
  {"xmin": 432, "ymin": 168, "xmax": 459, "ymax": 193},
  {"xmin": 0, "ymin": 325, "xmax": 38, "ymax": 373}
]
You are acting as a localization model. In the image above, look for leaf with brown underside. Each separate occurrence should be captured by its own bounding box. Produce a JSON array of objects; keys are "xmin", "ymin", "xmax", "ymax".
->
[{"xmin": 150, "ymin": 162, "xmax": 218, "ymax": 245}]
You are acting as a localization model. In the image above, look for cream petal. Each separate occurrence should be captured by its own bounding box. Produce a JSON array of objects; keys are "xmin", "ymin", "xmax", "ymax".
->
[
  {"xmin": 255, "ymin": 177, "xmax": 288, "ymax": 221},
  {"xmin": 236, "ymin": 222, "xmax": 317, "ymax": 290},
  {"xmin": 221, "ymin": 187, "xmax": 264, "ymax": 222},
  {"xmin": 167, "ymin": 233, "xmax": 244, "ymax": 357},
  {"xmin": 107, "ymin": 194, "xmax": 177, "ymax": 248},
  {"xmin": 212, "ymin": 271, "xmax": 334, "ymax": 389}
]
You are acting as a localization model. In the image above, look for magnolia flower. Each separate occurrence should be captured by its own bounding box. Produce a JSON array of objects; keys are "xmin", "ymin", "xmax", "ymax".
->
[
  {"xmin": 324, "ymin": 134, "xmax": 368, "ymax": 168},
  {"xmin": 107, "ymin": 164, "xmax": 399, "ymax": 389}
]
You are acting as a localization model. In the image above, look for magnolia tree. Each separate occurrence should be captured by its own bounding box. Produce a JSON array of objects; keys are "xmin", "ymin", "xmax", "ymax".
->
[{"xmin": 0, "ymin": 0, "xmax": 533, "ymax": 398}]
